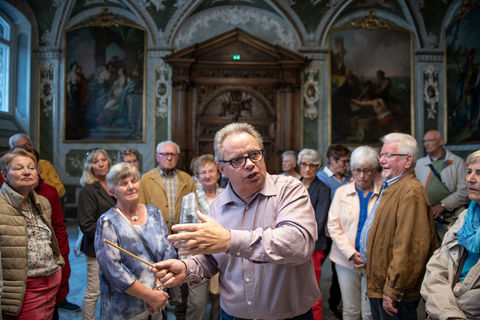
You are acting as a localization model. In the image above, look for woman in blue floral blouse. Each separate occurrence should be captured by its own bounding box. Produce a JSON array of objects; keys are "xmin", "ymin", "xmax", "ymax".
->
[{"xmin": 94, "ymin": 162, "xmax": 176, "ymax": 320}]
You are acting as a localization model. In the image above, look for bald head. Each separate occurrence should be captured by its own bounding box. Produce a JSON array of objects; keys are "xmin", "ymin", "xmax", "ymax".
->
[{"xmin": 423, "ymin": 130, "xmax": 444, "ymax": 158}]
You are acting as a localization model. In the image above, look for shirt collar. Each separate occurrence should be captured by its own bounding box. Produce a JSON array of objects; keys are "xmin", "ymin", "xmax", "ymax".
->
[{"xmin": 159, "ymin": 167, "xmax": 176, "ymax": 177}]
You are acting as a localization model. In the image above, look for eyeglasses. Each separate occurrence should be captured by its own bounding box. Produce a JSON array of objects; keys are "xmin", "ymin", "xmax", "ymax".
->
[
  {"xmin": 352, "ymin": 168, "xmax": 375, "ymax": 175},
  {"xmin": 157, "ymin": 152, "xmax": 178, "ymax": 158},
  {"xmin": 380, "ymin": 153, "xmax": 408, "ymax": 159},
  {"xmin": 199, "ymin": 169, "xmax": 217, "ymax": 177},
  {"xmin": 336, "ymin": 158, "xmax": 350, "ymax": 164},
  {"xmin": 300, "ymin": 162, "xmax": 319, "ymax": 169},
  {"xmin": 220, "ymin": 149, "xmax": 264, "ymax": 168}
]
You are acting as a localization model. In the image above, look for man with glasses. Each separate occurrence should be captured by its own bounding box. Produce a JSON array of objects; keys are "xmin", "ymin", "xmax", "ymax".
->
[
  {"xmin": 414, "ymin": 130, "xmax": 468, "ymax": 241},
  {"xmin": 139, "ymin": 140, "xmax": 195, "ymax": 320},
  {"xmin": 153, "ymin": 123, "xmax": 320, "ymax": 319},
  {"xmin": 360, "ymin": 133, "xmax": 436, "ymax": 320}
]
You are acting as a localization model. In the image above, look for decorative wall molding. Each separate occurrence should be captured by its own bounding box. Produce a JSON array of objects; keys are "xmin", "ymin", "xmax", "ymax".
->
[
  {"xmin": 303, "ymin": 64, "xmax": 320, "ymax": 120},
  {"xmin": 39, "ymin": 62, "xmax": 55, "ymax": 119},
  {"xmin": 155, "ymin": 61, "xmax": 171, "ymax": 119},
  {"xmin": 423, "ymin": 64, "xmax": 440, "ymax": 120}
]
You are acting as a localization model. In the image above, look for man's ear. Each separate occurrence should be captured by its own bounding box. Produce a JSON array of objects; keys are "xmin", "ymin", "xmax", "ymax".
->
[{"xmin": 217, "ymin": 162, "xmax": 224, "ymax": 175}]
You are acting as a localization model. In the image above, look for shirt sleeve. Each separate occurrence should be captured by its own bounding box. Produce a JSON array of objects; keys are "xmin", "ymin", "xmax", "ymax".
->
[
  {"xmin": 77, "ymin": 186, "xmax": 100, "ymax": 237},
  {"xmin": 228, "ymin": 180, "xmax": 317, "ymax": 265},
  {"xmin": 39, "ymin": 160, "xmax": 66, "ymax": 198},
  {"xmin": 327, "ymin": 191, "xmax": 356, "ymax": 261}
]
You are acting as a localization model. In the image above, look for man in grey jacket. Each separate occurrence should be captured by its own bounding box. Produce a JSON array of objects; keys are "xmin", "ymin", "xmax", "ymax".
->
[{"xmin": 415, "ymin": 130, "xmax": 468, "ymax": 241}]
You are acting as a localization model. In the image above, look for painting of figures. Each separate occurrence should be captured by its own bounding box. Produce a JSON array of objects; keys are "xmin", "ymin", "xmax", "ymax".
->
[
  {"xmin": 329, "ymin": 26, "xmax": 412, "ymax": 145},
  {"xmin": 446, "ymin": 6, "xmax": 480, "ymax": 144},
  {"xmin": 64, "ymin": 25, "xmax": 145, "ymax": 142}
]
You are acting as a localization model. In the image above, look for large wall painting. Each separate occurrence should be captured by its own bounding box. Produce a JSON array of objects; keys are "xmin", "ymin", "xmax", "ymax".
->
[
  {"xmin": 329, "ymin": 12, "xmax": 412, "ymax": 145},
  {"xmin": 445, "ymin": 5, "xmax": 480, "ymax": 144},
  {"xmin": 64, "ymin": 17, "xmax": 145, "ymax": 142}
]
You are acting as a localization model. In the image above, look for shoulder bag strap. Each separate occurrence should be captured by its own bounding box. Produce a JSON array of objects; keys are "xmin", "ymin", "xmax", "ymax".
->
[
  {"xmin": 113, "ymin": 207, "xmax": 156, "ymax": 262},
  {"xmin": 452, "ymin": 247, "xmax": 468, "ymax": 289},
  {"xmin": 428, "ymin": 164, "xmax": 443, "ymax": 183}
]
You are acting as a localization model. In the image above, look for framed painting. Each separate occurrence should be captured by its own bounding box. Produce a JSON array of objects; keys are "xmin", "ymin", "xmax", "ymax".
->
[
  {"xmin": 328, "ymin": 12, "xmax": 413, "ymax": 145},
  {"xmin": 445, "ymin": 4, "xmax": 480, "ymax": 144},
  {"xmin": 64, "ymin": 16, "xmax": 145, "ymax": 142}
]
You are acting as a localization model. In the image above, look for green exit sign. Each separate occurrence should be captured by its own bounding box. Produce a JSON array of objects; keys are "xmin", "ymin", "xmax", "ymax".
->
[{"xmin": 232, "ymin": 54, "xmax": 241, "ymax": 60}]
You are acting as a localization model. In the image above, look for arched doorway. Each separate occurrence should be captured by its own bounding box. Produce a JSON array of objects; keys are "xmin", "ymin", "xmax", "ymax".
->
[{"xmin": 165, "ymin": 28, "xmax": 307, "ymax": 173}]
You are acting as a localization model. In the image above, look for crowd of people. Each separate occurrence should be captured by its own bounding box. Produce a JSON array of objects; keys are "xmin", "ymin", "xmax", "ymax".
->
[{"xmin": 0, "ymin": 125, "xmax": 479, "ymax": 320}]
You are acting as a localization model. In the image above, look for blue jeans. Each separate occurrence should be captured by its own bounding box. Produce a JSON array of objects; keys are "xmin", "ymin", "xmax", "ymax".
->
[
  {"xmin": 221, "ymin": 308, "xmax": 313, "ymax": 320},
  {"xmin": 369, "ymin": 297, "xmax": 419, "ymax": 320}
]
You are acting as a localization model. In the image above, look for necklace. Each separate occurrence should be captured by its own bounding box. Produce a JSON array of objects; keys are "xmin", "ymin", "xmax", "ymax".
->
[
  {"xmin": 116, "ymin": 206, "xmax": 139, "ymax": 222},
  {"xmin": 21, "ymin": 198, "xmax": 31, "ymax": 213}
]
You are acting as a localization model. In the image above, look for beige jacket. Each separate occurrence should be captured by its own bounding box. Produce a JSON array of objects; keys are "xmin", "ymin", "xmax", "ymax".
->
[
  {"xmin": 0, "ymin": 182, "xmax": 64, "ymax": 316},
  {"xmin": 327, "ymin": 180, "xmax": 381, "ymax": 268},
  {"xmin": 139, "ymin": 167, "xmax": 195, "ymax": 233},
  {"xmin": 421, "ymin": 210, "xmax": 480, "ymax": 320}
]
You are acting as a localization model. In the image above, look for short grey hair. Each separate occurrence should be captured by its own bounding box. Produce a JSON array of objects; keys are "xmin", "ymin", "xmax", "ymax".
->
[
  {"xmin": 213, "ymin": 123, "xmax": 263, "ymax": 161},
  {"xmin": 350, "ymin": 146, "xmax": 379, "ymax": 170},
  {"xmin": 156, "ymin": 141, "xmax": 180, "ymax": 154},
  {"xmin": 381, "ymin": 133, "xmax": 418, "ymax": 162},
  {"xmin": 117, "ymin": 148, "xmax": 139, "ymax": 163},
  {"xmin": 298, "ymin": 148, "xmax": 322, "ymax": 166},
  {"xmin": 9, "ymin": 133, "xmax": 31, "ymax": 148},
  {"xmin": 106, "ymin": 162, "xmax": 140, "ymax": 192},
  {"xmin": 80, "ymin": 149, "xmax": 112, "ymax": 187},
  {"xmin": 466, "ymin": 150, "xmax": 480, "ymax": 167},
  {"xmin": 282, "ymin": 150, "xmax": 297, "ymax": 161}
]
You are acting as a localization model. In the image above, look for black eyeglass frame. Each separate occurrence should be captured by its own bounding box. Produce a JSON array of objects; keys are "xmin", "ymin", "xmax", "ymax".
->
[{"xmin": 219, "ymin": 149, "xmax": 264, "ymax": 168}]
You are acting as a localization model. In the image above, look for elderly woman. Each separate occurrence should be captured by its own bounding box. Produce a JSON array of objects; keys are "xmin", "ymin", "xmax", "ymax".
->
[
  {"xmin": 298, "ymin": 148, "xmax": 331, "ymax": 320},
  {"xmin": 94, "ymin": 163, "xmax": 176, "ymax": 319},
  {"xmin": 0, "ymin": 148, "xmax": 64, "ymax": 319},
  {"xmin": 327, "ymin": 146, "xmax": 381, "ymax": 320},
  {"xmin": 421, "ymin": 150, "xmax": 480, "ymax": 320},
  {"xmin": 117, "ymin": 148, "xmax": 140, "ymax": 170},
  {"xmin": 281, "ymin": 150, "xmax": 301, "ymax": 179},
  {"xmin": 77, "ymin": 148, "xmax": 116, "ymax": 319},
  {"xmin": 180, "ymin": 154, "xmax": 224, "ymax": 320}
]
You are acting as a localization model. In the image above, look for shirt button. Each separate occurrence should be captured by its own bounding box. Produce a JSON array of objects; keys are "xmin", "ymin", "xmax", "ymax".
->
[
  {"xmin": 247, "ymin": 301, "xmax": 252, "ymax": 305},
  {"xmin": 245, "ymin": 277, "xmax": 250, "ymax": 282},
  {"xmin": 236, "ymin": 252, "xmax": 240, "ymax": 256}
]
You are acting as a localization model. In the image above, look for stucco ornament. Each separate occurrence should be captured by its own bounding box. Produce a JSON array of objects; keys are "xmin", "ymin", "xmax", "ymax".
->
[
  {"xmin": 155, "ymin": 62, "xmax": 170, "ymax": 119},
  {"xmin": 423, "ymin": 65, "xmax": 439, "ymax": 120},
  {"xmin": 303, "ymin": 65, "xmax": 319, "ymax": 120},
  {"xmin": 40, "ymin": 63, "xmax": 55, "ymax": 118}
]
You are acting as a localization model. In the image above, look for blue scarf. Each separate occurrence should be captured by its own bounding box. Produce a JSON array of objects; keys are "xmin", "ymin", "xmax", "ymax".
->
[{"xmin": 457, "ymin": 201, "xmax": 480, "ymax": 254}]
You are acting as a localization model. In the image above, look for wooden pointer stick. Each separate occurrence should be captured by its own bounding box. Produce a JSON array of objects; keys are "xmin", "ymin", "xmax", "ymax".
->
[{"xmin": 103, "ymin": 239, "xmax": 156, "ymax": 269}]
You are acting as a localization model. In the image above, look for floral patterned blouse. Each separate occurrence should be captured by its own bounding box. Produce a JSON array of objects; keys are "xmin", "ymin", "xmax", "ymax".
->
[{"xmin": 94, "ymin": 204, "xmax": 176, "ymax": 320}]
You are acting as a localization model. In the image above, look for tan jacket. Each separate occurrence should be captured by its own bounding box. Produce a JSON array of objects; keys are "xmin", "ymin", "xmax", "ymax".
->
[
  {"xmin": 327, "ymin": 180, "xmax": 381, "ymax": 268},
  {"xmin": 421, "ymin": 210, "xmax": 480, "ymax": 320},
  {"xmin": 366, "ymin": 172, "xmax": 437, "ymax": 302},
  {"xmin": 139, "ymin": 167, "xmax": 195, "ymax": 233},
  {"xmin": 0, "ymin": 183, "xmax": 64, "ymax": 316}
]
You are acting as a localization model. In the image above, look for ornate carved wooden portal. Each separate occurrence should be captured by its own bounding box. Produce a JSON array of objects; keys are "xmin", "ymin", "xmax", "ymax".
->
[{"xmin": 165, "ymin": 28, "xmax": 307, "ymax": 173}]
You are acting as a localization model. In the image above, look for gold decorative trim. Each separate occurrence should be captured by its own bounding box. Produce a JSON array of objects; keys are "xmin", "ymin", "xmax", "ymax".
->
[
  {"xmin": 349, "ymin": 11, "xmax": 393, "ymax": 30},
  {"xmin": 450, "ymin": 0, "xmax": 480, "ymax": 26},
  {"xmin": 69, "ymin": 9, "xmax": 141, "ymax": 30}
]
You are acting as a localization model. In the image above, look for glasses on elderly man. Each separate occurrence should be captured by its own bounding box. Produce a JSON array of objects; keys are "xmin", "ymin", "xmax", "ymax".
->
[
  {"xmin": 380, "ymin": 153, "xmax": 408, "ymax": 159},
  {"xmin": 300, "ymin": 162, "xmax": 319, "ymax": 169},
  {"xmin": 157, "ymin": 152, "xmax": 178, "ymax": 158},
  {"xmin": 220, "ymin": 149, "xmax": 264, "ymax": 168}
]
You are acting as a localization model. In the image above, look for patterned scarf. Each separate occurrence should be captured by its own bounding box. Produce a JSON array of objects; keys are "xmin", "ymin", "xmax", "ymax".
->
[{"xmin": 457, "ymin": 201, "xmax": 480, "ymax": 254}]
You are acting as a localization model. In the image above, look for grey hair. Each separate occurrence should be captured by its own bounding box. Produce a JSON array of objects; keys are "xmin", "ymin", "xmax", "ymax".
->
[
  {"xmin": 106, "ymin": 162, "xmax": 140, "ymax": 192},
  {"xmin": 350, "ymin": 146, "xmax": 379, "ymax": 170},
  {"xmin": 156, "ymin": 141, "xmax": 180, "ymax": 154},
  {"xmin": 213, "ymin": 123, "xmax": 263, "ymax": 161},
  {"xmin": 9, "ymin": 133, "xmax": 31, "ymax": 148},
  {"xmin": 117, "ymin": 148, "xmax": 139, "ymax": 163},
  {"xmin": 80, "ymin": 149, "xmax": 112, "ymax": 187},
  {"xmin": 298, "ymin": 148, "xmax": 322, "ymax": 166},
  {"xmin": 381, "ymin": 133, "xmax": 418, "ymax": 163},
  {"xmin": 282, "ymin": 150, "xmax": 297, "ymax": 160},
  {"xmin": 466, "ymin": 150, "xmax": 480, "ymax": 167}
]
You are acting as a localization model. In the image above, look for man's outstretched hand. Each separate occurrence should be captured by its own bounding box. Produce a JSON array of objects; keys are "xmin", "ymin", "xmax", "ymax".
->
[
  {"xmin": 151, "ymin": 259, "xmax": 187, "ymax": 287},
  {"xmin": 168, "ymin": 211, "xmax": 231, "ymax": 255}
]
